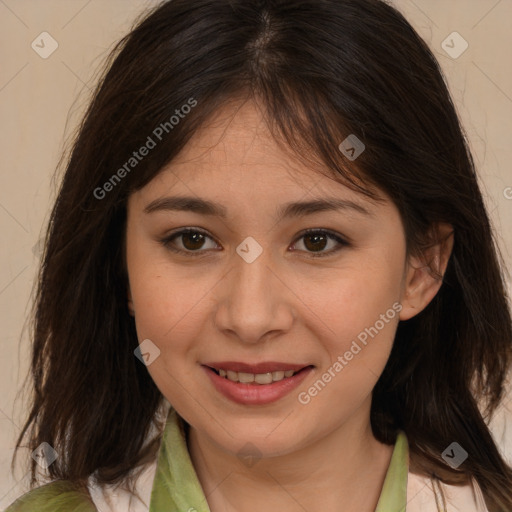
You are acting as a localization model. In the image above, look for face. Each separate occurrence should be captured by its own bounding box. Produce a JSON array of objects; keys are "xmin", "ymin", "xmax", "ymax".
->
[{"xmin": 125, "ymin": 99, "xmax": 416, "ymax": 458}]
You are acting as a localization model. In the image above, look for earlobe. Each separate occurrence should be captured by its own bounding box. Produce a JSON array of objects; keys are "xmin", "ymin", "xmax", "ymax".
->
[{"xmin": 399, "ymin": 223, "xmax": 454, "ymax": 321}]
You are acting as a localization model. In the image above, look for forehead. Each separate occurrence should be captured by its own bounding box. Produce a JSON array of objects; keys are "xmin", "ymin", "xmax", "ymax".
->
[
  {"xmin": 168, "ymin": 99, "xmax": 320, "ymax": 185},
  {"xmin": 130, "ymin": 98, "xmax": 391, "ymax": 223},
  {"xmin": 148, "ymin": 99, "xmax": 377, "ymax": 201}
]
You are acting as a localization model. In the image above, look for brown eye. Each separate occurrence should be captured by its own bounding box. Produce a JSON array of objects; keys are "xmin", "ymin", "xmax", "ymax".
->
[
  {"xmin": 161, "ymin": 228, "xmax": 218, "ymax": 255},
  {"xmin": 181, "ymin": 231, "xmax": 207, "ymax": 250},
  {"xmin": 291, "ymin": 229, "xmax": 349, "ymax": 258},
  {"xmin": 160, "ymin": 228, "xmax": 348, "ymax": 258},
  {"xmin": 303, "ymin": 232, "xmax": 329, "ymax": 252}
]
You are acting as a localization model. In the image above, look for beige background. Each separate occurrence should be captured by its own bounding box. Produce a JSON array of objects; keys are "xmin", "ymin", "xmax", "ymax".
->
[{"xmin": 1, "ymin": 0, "xmax": 512, "ymax": 507}]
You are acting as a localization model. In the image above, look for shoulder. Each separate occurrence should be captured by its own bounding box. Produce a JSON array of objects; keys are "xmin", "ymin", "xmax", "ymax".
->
[
  {"xmin": 4, "ymin": 480, "xmax": 97, "ymax": 512},
  {"xmin": 86, "ymin": 459, "xmax": 157, "ymax": 512},
  {"xmin": 407, "ymin": 471, "xmax": 489, "ymax": 511}
]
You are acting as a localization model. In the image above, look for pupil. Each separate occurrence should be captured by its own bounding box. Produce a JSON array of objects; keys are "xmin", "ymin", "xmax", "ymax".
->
[
  {"xmin": 304, "ymin": 233, "xmax": 327, "ymax": 252},
  {"xmin": 180, "ymin": 233, "xmax": 327, "ymax": 252},
  {"xmin": 183, "ymin": 232, "xmax": 205, "ymax": 250}
]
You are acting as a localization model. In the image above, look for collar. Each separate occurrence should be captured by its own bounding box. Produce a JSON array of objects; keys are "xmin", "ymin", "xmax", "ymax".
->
[{"xmin": 149, "ymin": 407, "xmax": 409, "ymax": 512}]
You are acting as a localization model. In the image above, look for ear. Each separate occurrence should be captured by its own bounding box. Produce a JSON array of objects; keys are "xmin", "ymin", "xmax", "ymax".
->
[
  {"xmin": 399, "ymin": 222, "xmax": 454, "ymax": 321},
  {"xmin": 127, "ymin": 283, "xmax": 135, "ymax": 317}
]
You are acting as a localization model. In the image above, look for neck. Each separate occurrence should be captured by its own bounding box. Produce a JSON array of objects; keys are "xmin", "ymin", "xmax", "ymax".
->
[{"xmin": 187, "ymin": 399, "xmax": 394, "ymax": 512}]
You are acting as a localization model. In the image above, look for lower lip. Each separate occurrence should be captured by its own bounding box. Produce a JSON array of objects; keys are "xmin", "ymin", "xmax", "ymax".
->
[{"xmin": 202, "ymin": 365, "xmax": 314, "ymax": 405}]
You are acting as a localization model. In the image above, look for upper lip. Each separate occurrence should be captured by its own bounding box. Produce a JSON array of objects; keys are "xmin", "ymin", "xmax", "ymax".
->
[{"xmin": 203, "ymin": 361, "xmax": 312, "ymax": 374}]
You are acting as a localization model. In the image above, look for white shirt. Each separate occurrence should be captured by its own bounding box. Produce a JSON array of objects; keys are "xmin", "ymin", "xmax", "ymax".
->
[{"xmin": 88, "ymin": 460, "xmax": 490, "ymax": 511}]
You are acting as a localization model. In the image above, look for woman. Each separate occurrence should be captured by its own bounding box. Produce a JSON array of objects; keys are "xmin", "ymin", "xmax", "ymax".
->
[{"xmin": 6, "ymin": 0, "xmax": 512, "ymax": 510}]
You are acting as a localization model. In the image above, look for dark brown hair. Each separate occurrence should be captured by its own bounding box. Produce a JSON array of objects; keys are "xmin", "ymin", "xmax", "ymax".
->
[{"xmin": 12, "ymin": 0, "xmax": 512, "ymax": 510}]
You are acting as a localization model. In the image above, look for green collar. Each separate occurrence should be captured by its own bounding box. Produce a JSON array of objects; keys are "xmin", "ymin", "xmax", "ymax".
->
[
  {"xmin": 149, "ymin": 408, "xmax": 409, "ymax": 512},
  {"xmin": 375, "ymin": 429, "xmax": 409, "ymax": 512}
]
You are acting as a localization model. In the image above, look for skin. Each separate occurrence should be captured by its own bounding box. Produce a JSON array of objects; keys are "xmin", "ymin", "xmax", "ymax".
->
[{"xmin": 125, "ymin": 98, "xmax": 453, "ymax": 512}]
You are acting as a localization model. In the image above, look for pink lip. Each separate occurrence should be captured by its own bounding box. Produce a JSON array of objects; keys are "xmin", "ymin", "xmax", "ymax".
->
[
  {"xmin": 202, "ymin": 361, "xmax": 309, "ymax": 373},
  {"xmin": 202, "ymin": 364, "xmax": 314, "ymax": 405}
]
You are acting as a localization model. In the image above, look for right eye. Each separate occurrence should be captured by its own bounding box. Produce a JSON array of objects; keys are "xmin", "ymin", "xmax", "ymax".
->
[{"xmin": 160, "ymin": 228, "xmax": 220, "ymax": 256}]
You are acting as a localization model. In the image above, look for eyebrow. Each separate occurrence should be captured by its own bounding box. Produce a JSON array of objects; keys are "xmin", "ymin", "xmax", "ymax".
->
[{"xmin": 144, "ymin": 195, "xmax": 373, "ymax": 220}]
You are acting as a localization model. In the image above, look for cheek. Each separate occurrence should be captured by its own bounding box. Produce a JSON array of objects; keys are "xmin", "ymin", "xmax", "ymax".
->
[
  {"xmin": 303, "ymin": 254, "xmax": 403, "ymax": 381},
  {"xmin": 303, "ymin": 279, "xmax": 400, "ymax": 411},
  {"xmin": 130, "ymin": 269, "xmax": 210, "ymax": 351},
  {"xmin": 126, "ymin": 231, "xmax": 206, "ymax": 362},
  {"xmin": 128, "ymin": 267, "xmax": 209, "ymax": 402},
  {"xmin": 305, "ymin": 262, "xmax": 402, "ymax": 337}
]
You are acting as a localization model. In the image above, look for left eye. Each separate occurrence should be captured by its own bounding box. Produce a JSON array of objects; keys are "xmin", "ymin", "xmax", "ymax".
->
[
  {"xmin": 291, "ymin": 229, "xmax": 348, "ymax": 257},
  {"xmin": 160, "ymin": 228, "xmax": 348, "ymax": 258}
]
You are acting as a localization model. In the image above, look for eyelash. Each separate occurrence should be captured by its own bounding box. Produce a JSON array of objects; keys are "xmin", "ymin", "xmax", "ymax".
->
[{"xmin": 159, "ymin": 227, "xmax": 349, "ymax": 259}]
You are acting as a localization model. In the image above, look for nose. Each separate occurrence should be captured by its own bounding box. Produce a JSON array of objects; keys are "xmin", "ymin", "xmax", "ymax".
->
[{"xmin": 213, "ymin": 245, "xmax": 295, "ymax": 344}]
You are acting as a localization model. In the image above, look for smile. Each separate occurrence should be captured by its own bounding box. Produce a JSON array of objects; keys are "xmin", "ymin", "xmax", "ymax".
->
[
  {"xmin": 202, "ymin": 363, "xmax": 315, "ymax": 405},
  {"xmin": 210, "ymin": 367, "xmax": 300, "ymax": 384}
]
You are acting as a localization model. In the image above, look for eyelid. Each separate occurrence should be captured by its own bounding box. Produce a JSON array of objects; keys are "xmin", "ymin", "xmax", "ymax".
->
[
  {"xmin": 291, "ymin": 228, "xmax": 349, "ymax": 258},
  {"xmin": 160, "ymin": 227, "xmax": 219, "ymax": 257},
  {"xmin": 159, "ymin": 227, "xmax": 350, "ymax": 258}
]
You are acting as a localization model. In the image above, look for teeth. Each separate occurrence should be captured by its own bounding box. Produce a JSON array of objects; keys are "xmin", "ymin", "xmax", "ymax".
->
[
  {"xmin": 255, "ymin": 373, "xmax": 273, "ymax": 384},
  {"xmin": 214, "ymin": 367, "xmax": 301, "ymax": 384},
  {"xmin": 272, "ymin": 371, "xmax": 285, "ymax": 381},
  {"xmin": 238, "ymin": 372, "xmax": 255, "ymax": 383}
]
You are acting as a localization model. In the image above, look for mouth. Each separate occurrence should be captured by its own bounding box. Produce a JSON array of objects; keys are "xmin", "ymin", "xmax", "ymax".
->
[
  {"xmin": 202, "ymin": 362, "xmax": 315, "ymax": 405},
  {"xmin": 204, "ymin": 364, "xmax": 314, "ymax": 385}
]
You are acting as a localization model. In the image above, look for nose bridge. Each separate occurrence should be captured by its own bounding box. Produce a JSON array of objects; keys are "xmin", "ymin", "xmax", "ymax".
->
[{"xmin": 214, "ymin": 240, "xmax": 294, "ymax": 343}]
